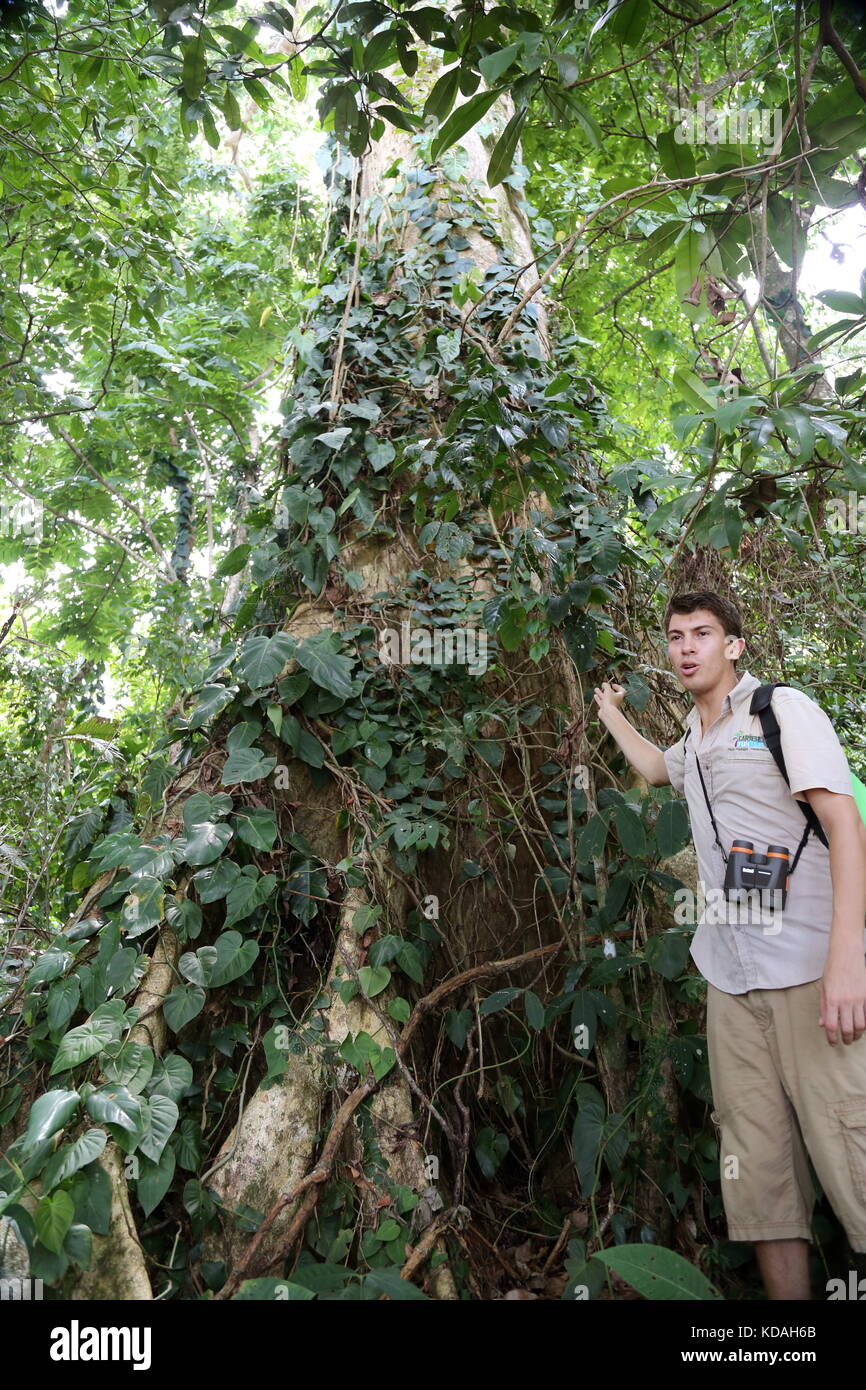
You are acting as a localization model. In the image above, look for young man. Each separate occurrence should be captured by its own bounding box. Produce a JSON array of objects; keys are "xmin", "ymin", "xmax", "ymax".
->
[{"xmin": 593, "ymin": 589, "xmax": 866, "ymax": 1300}]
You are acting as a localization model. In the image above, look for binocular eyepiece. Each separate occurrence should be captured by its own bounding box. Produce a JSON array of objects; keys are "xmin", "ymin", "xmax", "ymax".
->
[{"xmin": 723, "ymin": 841, "xmax": 790, "ymax": 911}]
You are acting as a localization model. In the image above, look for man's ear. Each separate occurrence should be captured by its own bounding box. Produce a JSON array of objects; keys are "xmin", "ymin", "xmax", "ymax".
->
[{"xmin": 724, "ymin": 636, "xmax": 744, "ymax": 658}]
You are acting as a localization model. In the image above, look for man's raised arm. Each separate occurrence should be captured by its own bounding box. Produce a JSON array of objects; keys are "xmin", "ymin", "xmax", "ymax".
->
[{"xmin": 592, "ymin": 682, "xmax": 671, "ymax": 787}]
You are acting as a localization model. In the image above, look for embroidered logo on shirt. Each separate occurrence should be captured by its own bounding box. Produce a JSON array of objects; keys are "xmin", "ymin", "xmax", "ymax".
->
[{"xmin": 731, "ymin": 729, "xmax": 767, "ymax": 750}]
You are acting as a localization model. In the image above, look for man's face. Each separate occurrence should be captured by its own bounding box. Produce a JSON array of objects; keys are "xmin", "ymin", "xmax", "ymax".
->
[{"xmin": 666, "ymin": 609, "xmax": 738, "ymax": 693}]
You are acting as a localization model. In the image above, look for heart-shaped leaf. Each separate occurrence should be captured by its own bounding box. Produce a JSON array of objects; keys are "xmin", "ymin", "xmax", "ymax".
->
[
  {"xmin": 24, "ymin": 1089, "xmax": 81, "ymax": 1147},
  {"xmin": 85, "ymin": 1085, "xmax": 143, "ymax": 1132},
  {"xmin": 183, "ymin": 820, "xmax": 233, "ymax": 866},
  {"xmin": 137, "ymin": 1094, "xmax": 179, "ymax": 1163},
  {"xmin": 35, "ymin": 1190, "xmax": 75, "ymax": 1254},
  {"xmin": 220, "ymin": 746, "xmax": 277, "ymax": 786},
  {"xmin": 50, "ymin": 1016, "xmax": 121, "ymax": 1075},
  {"xmin": 208, "ymin": 931, "xmax": 260, "ymax": 987},
  {"xmin": 358, "ymin": 965, "xmax": 390, "ymax": 998},
  {"xmin": 41, "ymin": 1128, "xmax": 108, "ymax": 1191},
  {"xmin": 136, "ymin": 1147, "xmax": 176, "ymax": 1217},
  {"xmin": 163, "ymin": 984, "xmax": 206, "ymax": 1032}
]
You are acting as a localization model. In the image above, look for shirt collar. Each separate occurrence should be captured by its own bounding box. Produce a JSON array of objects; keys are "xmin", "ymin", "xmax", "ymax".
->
[{"xmin": 686, "ymin": 670, "xmax": 761, "ymax": 729}]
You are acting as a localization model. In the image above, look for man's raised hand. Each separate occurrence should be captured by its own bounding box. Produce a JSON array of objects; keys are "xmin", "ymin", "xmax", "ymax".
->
[{"xmin": 593, "ymin": 681, "xmax": 627, "ymax": 721}]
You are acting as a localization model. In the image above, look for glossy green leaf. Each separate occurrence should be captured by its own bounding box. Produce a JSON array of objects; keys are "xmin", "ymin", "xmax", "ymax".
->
[
  {"xmin": 35, "ymin": 1190, "xmax": 75, "ymax": 1255},
  {"xmin": 24, "ymin": 1089, "xmax": 81, "ymax": 1147}
]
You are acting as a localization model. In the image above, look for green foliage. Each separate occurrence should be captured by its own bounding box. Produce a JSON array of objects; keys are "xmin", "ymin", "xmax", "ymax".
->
[{"xmin": 592, "ymin": 1244, "xmax": 723, "ymax": 1301}]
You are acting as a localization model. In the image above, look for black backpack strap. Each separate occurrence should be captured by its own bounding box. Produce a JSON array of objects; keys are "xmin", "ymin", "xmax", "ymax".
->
[{"xmin": 750, "ymin": 683, "xmax": 829, "ymax": 852}]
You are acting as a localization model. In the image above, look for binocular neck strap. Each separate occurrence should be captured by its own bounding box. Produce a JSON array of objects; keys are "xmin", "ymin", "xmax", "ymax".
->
[
  {"xmin": 684, "ymin": 728, "xmax": 728, "ymax": 863},
  {"xmin": 683, "ymin": 725, "xmax": 812, "ymax": 873}
]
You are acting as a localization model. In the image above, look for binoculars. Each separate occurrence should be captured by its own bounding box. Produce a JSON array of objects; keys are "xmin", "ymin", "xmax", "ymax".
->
[{"xmin": 723, "ymin": 840, "xmax": 790, "ymax": 911}]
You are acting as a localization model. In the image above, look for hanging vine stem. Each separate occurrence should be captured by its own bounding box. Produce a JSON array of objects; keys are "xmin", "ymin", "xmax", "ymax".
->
[{"xmin": 327, "ymin": 153, "xmax": 364, "ymax": 419}]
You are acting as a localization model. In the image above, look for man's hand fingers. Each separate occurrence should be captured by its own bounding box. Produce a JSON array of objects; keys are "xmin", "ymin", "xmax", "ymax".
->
[
  {"xmin": 822, "ymin": 997, "xmax": 839, "ymax": 1045},
  {"xmin": 837, "ymin": 1001, "xmax": 866, "ymax": 1044},
  {"xmin": 821, "ymin": 994, "xmax": 866, "ymax": 1045}
]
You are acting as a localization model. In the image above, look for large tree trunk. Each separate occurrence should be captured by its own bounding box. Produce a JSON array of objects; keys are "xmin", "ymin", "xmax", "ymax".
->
[{"xmin": 203, "ymin": 97, "xmax": 563, "ymax": 1301}]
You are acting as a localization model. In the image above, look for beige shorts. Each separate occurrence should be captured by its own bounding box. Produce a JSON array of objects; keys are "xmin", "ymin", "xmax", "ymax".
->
[{"xmin": 706, "ymin": 978, "xmax": 866, "ymax": 1251}]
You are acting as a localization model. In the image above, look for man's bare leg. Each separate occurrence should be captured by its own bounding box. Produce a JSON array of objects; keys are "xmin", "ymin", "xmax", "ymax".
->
[{"xmin": 753, "ymin": 1238, "xmax": 811, "ymax": 1299}]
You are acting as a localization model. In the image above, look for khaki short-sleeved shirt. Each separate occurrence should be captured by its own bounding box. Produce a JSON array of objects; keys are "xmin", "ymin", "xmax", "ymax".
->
[{"xmin": 663, "ymin": 669, "xmax": 865, "ymax": 994}]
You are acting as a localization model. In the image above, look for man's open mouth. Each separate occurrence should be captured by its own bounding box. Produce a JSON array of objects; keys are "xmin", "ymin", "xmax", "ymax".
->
[{"xmin": 680, "ymin": 663, "xmax": 699, "ymax": 675}]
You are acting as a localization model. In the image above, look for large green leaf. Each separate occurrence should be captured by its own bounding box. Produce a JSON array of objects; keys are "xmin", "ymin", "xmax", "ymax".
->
[
  {"xmin": 182, "ymin": 793, "xmax": 234, "ymax": 830},
  {"xmin": 24, "ymin": 1089, "xmax": 81, "ymax": 1147},
  {"xmin": 656, "ymin": 129, "xmax": 695, "ymax": 180},
  {"xmin": 223, "ymin": 870, "xmax": 277, "ymax": 928},
  {"xmin": 208, "ymin": 931, "xmax": 260, "ymax": 987},
  {"xmin": 192, "ymin": 859, "xmax": 241, "ymax": 902},
  {"xmin": 136, "ymin": 1147, "xmax": 176, "ymax": 1218},
  {"xmin": 293, "ymin": 632, "xmax": 357, "ymax": 700},
  {"xmin": 120, "ymin": 876, "xmax": 164, "ymax": 936},
  {"xmin": 50, "ymin": 1017, "xmax": 121, "ymax": 1075},
  {"xmin": 179, "ymin": 946, "xmax": 218, "ymax": 988},
  {"xmin": 674, "ymin": 235, "xmax": 706, "ymax": 316},
  {"xmin": 236, "ymin": 633, "xmax": 296, "ymax": 689},
  {"xmin": 41, "ymin": 1128, "xmax": 108, "ymax": 1191},
  {"xmin": 608, "ymin": 0, "xmax": 650, "ymax": 47},
  {"xmin": 613, "ymin": 803, "xmax": 646, "ymax": 858},
  {"xmin": 577, "ymin": 812, "xmax": 608, "ymax": 865},
  {"xmin": 358, "ymin": 965, "xmax": 390, "ymax": 997},
  {"xmin": 85, "ymin": 1085, "xmax": 143, "ymax": 1132},
  {"xmin": 181, "ymin": 35, "xmax": 207, "ymax": 100},
  {"xmin": 35, "ymin": 1190, "xmax": 75, "ymax": 1255},
  {"xmin": 137, "ymin": 1094, "xmax": 179, "ymax": 1163},
  {"xmin": 164, "ymin": 896, "xmax": 203, "ymax": 940},
  {"xmin": 816, "ymin": 289, "xmax": 866, "ymax": 316},
  {"xmin": 231, "ymin": 808, "xmax": 277, "ymax": 851},
  {"xmin": 183, "ymin": 819, "xmax": 233, "ymax": 866},
  {"xmin": 148, "ymin": 1053, "xmax": 193, "ymax": 1103},
  {"xmin": 655, "ymin": 800, "xmax": 691, "ymax": 857},
  {"xmin": 479, "ymin": 44, "xmax": 520, "ymax": 85},
  {"xmin": 68, "ymin": 1164, "xmax": 112, "ymax": 1236},
  {"xmin": 771, "ymin": 407, "xmax": 815, "ymax": 463},
  {"xmin": 424, "ymin": 67, "xmax": 460, "ymax": 123},
  {"xmin": 592, "ymin": 1244, "xmax": 723, "ymax": 1300},
  {"xmin": 27, "ymin": 948, "xmax": 73, "ymax": 987},
  {"xmin": 163, "ymin": 984, "xmax": 206, "ymax": 1031},
  {"xmin": 645, "ymin": 931, "xmax": 691, "ymax": 980},
  {"xmin": 221, "ymin": 746, "xmax": 277, "ymax": 786},
  {"xmin": 187, "ymin": 684, "xmax": 235, "ymax": 730},
  {"xmin": 571, "ymin": 1083, "xmax": 605, "ymax": 1195},
  {"xmin": 487, "ymin": 106, "xmax": 527, "ymax": 188},
  {"xmin": 102, "ymin": 1040, "xmax": 155, "ymax": 1094},
  {"xmin": 671, "ymin": 367, "xmax": 715, "ymax": 410},
  {"xmin": 430, "ymin": 88, "xmax": 503, "ymax": 163}
]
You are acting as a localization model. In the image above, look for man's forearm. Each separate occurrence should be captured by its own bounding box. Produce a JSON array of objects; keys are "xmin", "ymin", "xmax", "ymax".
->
[
  {"xmin": 828, "ymin": 818, "xmax": 866, "ymax": 955},
  {"xmin": 598, "ymin": 706, "xmax": 670, "ymax": 785}
]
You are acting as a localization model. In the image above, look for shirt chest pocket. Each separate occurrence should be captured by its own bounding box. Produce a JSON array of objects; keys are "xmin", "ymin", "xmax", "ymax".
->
[
  {"xmin": 720, "ymin": 748, "xmax": 776, "ymax": 763},
  {"xmin": 716, "ymin": 750, "xmax": 781, "ymax": 791}
]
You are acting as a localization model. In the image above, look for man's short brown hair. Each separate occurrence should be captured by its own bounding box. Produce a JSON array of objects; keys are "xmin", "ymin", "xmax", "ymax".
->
[{"xmin": 664, "ymin": 590, "xmax": 743, "ymax": 658}]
